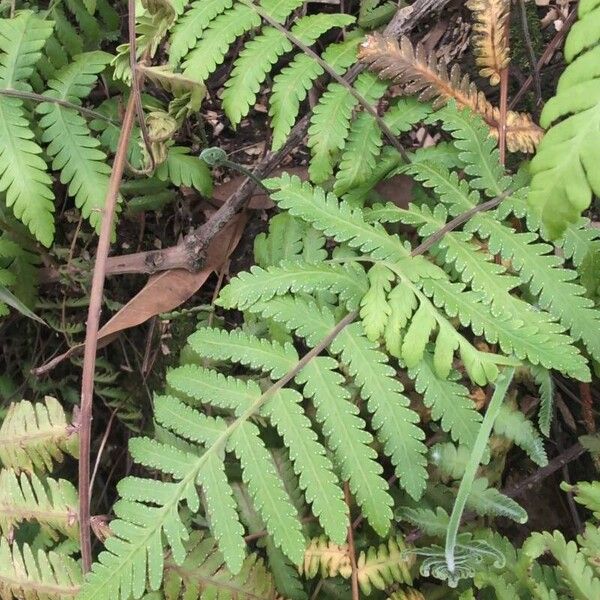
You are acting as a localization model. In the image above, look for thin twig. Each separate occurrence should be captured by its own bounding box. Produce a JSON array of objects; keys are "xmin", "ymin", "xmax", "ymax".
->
[
  {"xmin": 509, "ymin": 8, "xmax": 577, "ymax": 110},
  {"xmin": 518, "ymin": 0, "xmax": 542, "ymax": 106},
  {"xmin": 504, "ymin": 443, "xmax": 585, "ymax": 499},
  {"xmin": 78, "ymin": 0, "xmax": 141, "ymax": 567},
  {"xmin": 0, "ymin": 88, "xmax": 118, "ymax": 123},
  {"xmin": 89, "ymin": 407, "xmax": 118, "ymax": 501}
]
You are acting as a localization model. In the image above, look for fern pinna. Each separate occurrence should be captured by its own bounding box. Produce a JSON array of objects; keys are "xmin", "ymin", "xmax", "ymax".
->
[
  {"xmin": 0, "ymin": 397, "xmax": 81, "ymax": 600},
  {"xmin": 76, "ymin": 102, "xmax": 600, "ymax": 598}
]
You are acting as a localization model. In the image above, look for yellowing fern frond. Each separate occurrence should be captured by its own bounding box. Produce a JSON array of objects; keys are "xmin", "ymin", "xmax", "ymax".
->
[
  {"xmin": 466, "ymin": 0, "xmax": 510, "ymax": 85},
  {"xmin": 357, "ymin": 34, "xmax": 542, "ymax": 152},
  {"xmin": 300, "ymin": 536, "xmax": 352, "ymax": 579}
]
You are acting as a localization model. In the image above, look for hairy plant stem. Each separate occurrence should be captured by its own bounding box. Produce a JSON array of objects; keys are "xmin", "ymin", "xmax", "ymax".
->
[{"xmin": 445, "ymin": 367, "xmax": 515, "ymax": 573}]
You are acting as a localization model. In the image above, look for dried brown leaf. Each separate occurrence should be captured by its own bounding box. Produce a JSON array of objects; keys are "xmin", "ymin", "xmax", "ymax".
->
[
  {"xmin": 357, "ymin": 33, "xmax": 543, "ymax": 152},
  {"xmin": 466, "ymin": 0, "xmax": 510, "ymax": 85}
]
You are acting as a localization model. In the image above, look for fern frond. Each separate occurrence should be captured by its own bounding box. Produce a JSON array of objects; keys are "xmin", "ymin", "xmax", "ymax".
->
[
  {"xmin": 409, "ymin": 353, "xmax": 481, "ymax": 447},
  {"xmin": 218, "ymin": 261, "xmax": 368, "ymax": 312},
  {"xmin": 37, "ymin": 52, "xmax": 112, "ymax": 232},
  {"xmin": 169, "ymin": 0, "xmax": 234, "ymax": 66},
  {"xmin": 0, "ymin": 468, "xmax": 79, "ymax": 541},
  {"xmin": 560, "ymin": 218, "xmax": 600, "ymax": 268},
  {"xmin": 493, "ymin": 403, "xmax": 547, "ymax": 466},
  {"xmin": 466, "ymin": 0, "xmax": 510, "ymax": 86},
  {"xmin": 0, "ymin": 11, "xmax": 55, "ymax": 246},
  {"xmin": 562, "ymin": 480, "xmax": 600, "ymax": 518},
  {"xmin": 531, "ymin": 365, "xmax": 554, "ymax": 436},
  {"xmin": 270, "ymin": 37, "xmax": 361, "ymax": 151},
  {"xmin": 181, "ymin": 5, "xmax": 261, "ymax": 80},
  {"xmin": 222, "ymin": 14, "xmax": 355, "ymax": 127},
  {"xmin": 301, "ymin": 535, "xmax": 414, "ymax": 593},
  {"xmin": 263, "ymin": 173, "xmax": 410, "ymax": 262},
  {"xmin": 0, "ymin": 397, "xmax": 78, "ymax": 473},
  {"xmin": 334, "ymin": 97, "xmax": 431, "ymax": 195},
  {"xmin": 466, "ymin": 477, "xmax": 527, "ymax": 523},
  {"xmin": 0, "ymin": 538, "xmax": 81, "ymax": 599},
  {"xmin": 188, "ymin": 326, "xmax": 393, "ymax": 535},
  {"xmin": 229, "ymin": 421, "xmax": 306, "ymax": 562},
  {"xmin": 388, "ymin": 589, "xmax": 426, "ymax": 600},
  {"xmin": 398, "ymin": 506, "xmax": 450, "ymax": 537},
  {"xmin": 245, "ymin": 294, "xmax": 428, "ymax": 501},
  {"xmin": 406, "ymin": 158, "xmax": 600, "ymax": 368},
  {"xmin": 301, "ymin": 536, "xmax": 352, "ymax": 579},
  {"xmin": 155, "ymin": 146, "xmax": 213, "ymax": 196},
  {"xmin": 167, "ymin": 358, "xmax": 348, "ymax": 544},
  {"xmin": 355, "ymin": 536, "xmax": 414, "ymax": 594},
  {"xmin": 524, "ymin": 531, "xmax": 600, "ymax": 600},
  {"xmin": 307, "ymin": 82, "xmax": 358, "ymax": 183},
  {"xmin": 163, "ymin": 531, "xmax": 278, "ymax": 599},
  {"xmin": 528, "ymin": 0, "xmax": 600, "ymax": 237},
  {"xmin": 357, "ymin": 33, "xmax": 542, "ymax": 153}
]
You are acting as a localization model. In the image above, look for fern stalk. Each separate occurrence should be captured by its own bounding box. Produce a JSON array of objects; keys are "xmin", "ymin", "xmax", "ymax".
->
[{"xmin": 445, "ymin": 367, "xmax": 514, "ymax": 574}]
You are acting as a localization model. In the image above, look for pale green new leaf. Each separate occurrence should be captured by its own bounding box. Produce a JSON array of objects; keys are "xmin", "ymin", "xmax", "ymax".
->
[
  {"xmin": 155, "ymin": 146, "xmax": 212, "ymax": 196},
  {"xmin": 528, "ymin": 0, "xmax": 600, "ymax": 238},
  {"xmin": 0, "ymin": 539, "xmax": 82, "ymax": 600}
]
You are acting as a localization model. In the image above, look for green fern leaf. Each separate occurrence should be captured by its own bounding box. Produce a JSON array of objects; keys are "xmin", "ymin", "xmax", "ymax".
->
[
  {"xmin": 169, "ymin": 0, "xmax": 233, "ymax": 65},
  {"xmin": 0, "ymin": 468, "xmax": 79, "ymax": 541},
  {"xmin": 263, "ymin": 390, "xmax": 348, "ymax": 544},
  {"xmin": 182, "ymin": 5, "xmax": 261, "ymax": 80},
  {"xmin": 524, "ymin": 530, "xmax": 600, "ymax": 600},
  {"xmin": 493, "ymin": 403, "xmax": 547, "ymax": 466},
  {"xmin": 166, "ymin": 363, "xmax": 348, "ymax": 543},
  {"xmin": 398, "ymin": 506, "xmax": 450, "ymax": 537},
  {"xmin": 466, "ymin": 477, "xmax": 528, "ymax": 523},
  {"xmin": 189, "ymin": 325, "xmax": 393, "ymax": 535},
  {"xmin": 229, "ymin": 422, "xmax": 305, "ymax": 563},
  {"xmin": 409, "ymin": 354, "xmax": 481, "ymax": 447},
  {"xmin": 155, "ymin": 146, "xmax": 212, "ymax": 196},
  {"xmin": 0, "ymin": 538, "xmax": 82, "ymax": 600},
  {"xmin": 218, "ymin": 261, "xmax": 368, "ymax": 312},
  {"xmin": 467, "ymin": 210, "xmax": 600, "ymax": 364},
  {"xmin": 560, "ymin": 218, "xmax": 600, "ymax": 268},
  {"xmin": 0, "ymin": 397, "xmax": 78, "ymax": 473},
  {"xmin": 37, "ymin": 52, "xmax": 112, "ymax": 232},
  {"xmin": 332, "ymin": 73, "xmax": 387, "ymax": 195},
  {"xmin": 359, "ymin": 263, "xmax": 394, "ymax": 339},
  {"xmin": 531, "ymin": 365, "xmax": 554, "ymax": 436},
  {"xmin": 528, "ymin": 0, "xmax": 600, "ymax": 237},
  {"xmin": 405, "ymin": 160, "xmax": 600, "ymax": 366},
  {"xmin": 331, "ymin": 321, "xmax": 428, "ymax": 499},
  {"xmin": 0, "ymin": 11, "xmax": 55, "ymax": 246},
  {"xmin": 270, "ymin": 37, "xmax": 361, "ymax": 151},
  {"xmin": 562, "ymin": 480, "xmax": 600, "ymax": 517},
  {"xmin": 307, "ymin": 82, "xmax": 357, "ymax": 183},
  {"xmin": 249, "ymin": 295, "xmax": 427, "ymax": 502},
  {"xmin": 223, "ymin": 14, "xmax": 354, "ymax": 127},
  {"xmin": 222, "ymin": 27, "xmax": 292, "ymax": 126},
  {"xmin": 433, "ymin": 104, "xmax": 511, "ymax": 197},
  {"xmin": 263, "ymin": 173, "xmax": 409, "ymax": 261},
  {"xmin": 298, "ymin": 357, "xmax": 393, "ymax": 535}
]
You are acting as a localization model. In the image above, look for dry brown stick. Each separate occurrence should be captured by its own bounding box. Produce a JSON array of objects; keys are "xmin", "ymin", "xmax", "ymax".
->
[
  {"xmin": 344, "ymin": 482, "xmax": 360, "ymax": 600},
  {"xmin": 498, "ymin": 5, "xmax": 511, "ymax": 165},
  {"xmin": 509, "ymin": 7, "xmax": 577, "ymax": 110},
  {"xmin": 79, "ymin": 89, "xmax": 137, "ymax": 572},
  {"xmin": 78, "ymin": 0, "xmax": 140, "ymax": 569},
  {"xmin": 517, "ymin": 0, "xmax": 542, "ymax": 106}
]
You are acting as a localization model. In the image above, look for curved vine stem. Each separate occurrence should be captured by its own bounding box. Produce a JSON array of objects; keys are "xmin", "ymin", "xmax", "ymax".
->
[{"xmin": 444, "ymin": 367, "xmax": 515, "ymax": 573}]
